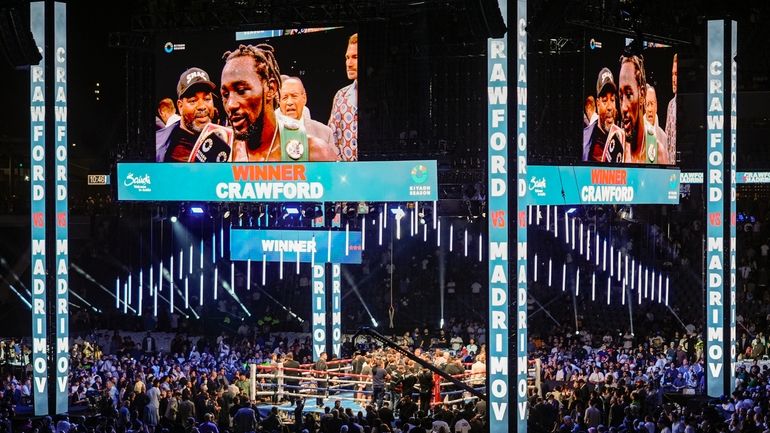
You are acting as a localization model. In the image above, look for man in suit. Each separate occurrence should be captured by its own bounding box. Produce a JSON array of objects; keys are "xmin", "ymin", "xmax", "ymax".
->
[{"xmin": 279, "ymin": 76, "xmax": 336, "ymax": 151}]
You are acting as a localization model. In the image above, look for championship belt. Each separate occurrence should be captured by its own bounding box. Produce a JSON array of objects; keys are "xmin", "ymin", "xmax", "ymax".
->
[
  {"xmin": 602, "ymin": 124, "xmax": 625, "ymax": 163},
  {"xmin": 188, "ymin": 123, "xmax": 234, "ymax": 162},
  {"xmin": 645, "ymin": 122, "xmax": 658, "ymax": 163},
  {"xmin": 278, "ymin": 114, "xmax": 309, "ymax": 162}
]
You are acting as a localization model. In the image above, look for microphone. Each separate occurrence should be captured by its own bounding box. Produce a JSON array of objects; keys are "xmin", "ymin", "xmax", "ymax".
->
[{"xmin": 188, "ymin": 123, "xmax": 234, "ymax": 162}]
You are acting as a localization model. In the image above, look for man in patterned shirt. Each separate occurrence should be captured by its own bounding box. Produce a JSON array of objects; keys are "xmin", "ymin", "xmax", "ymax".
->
[
  {"xmin": 328, "ymin": 33, "xmax": 358, "ymax": 161},
  {"xmin": 665, "ymin": 53, "xmax": 677, "ymax": 163}
]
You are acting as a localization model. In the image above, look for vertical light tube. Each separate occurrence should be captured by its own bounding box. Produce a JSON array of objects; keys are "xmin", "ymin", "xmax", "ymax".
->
[
  {"xmin": 231, "ymin": 262, "xmax": 235, "ymax": 293},
  {"xmin": 362, "ymin": 217, "xmax": 366, "ymax": 250},
  {"xmin": 327, "ymin": 229, "xmax": 332, "ymax": 263},
  {"xmin": 378, "ymin": 213, "xmax": 383, "ymax": 246},
  {"xmin": 562, "ymin": 263, "xmax": 566, "ymax": 291},
  {"xmin": 383, "ymin": 203, "xmax": 388, "ymax": 228},
  {"xmin": 658, "ymin": 273, "xmax": 663, "ymax": 303},
  {"xmin": 214, "ymin": 266, "xmax": 218, "ymax": 300},
  {"xmin": 437, "ymin": 220, "xmax": 442, "ymax": 247},
  {"xmin": 123, "ymin": 282, "xmax": 128, "ymax": 314},
  {"xmin": 170, "ymin": 256, "xmax": 174, "ymax": 288},
  {"xmin": 575, "ymin": 268, "xmax": 580, "ymax": 296},
  {"xmin": 247, "ymin": 259, "xmax": 251, "ymax": 290},
  {"xmin": 424, "ymin": 221, "xmax": 428, "ymax": 242},
  {"xmin": 184, "ymin": 276, "xmax": 189, "ymax": 309},
  {"xmin": 595, "ymin": 232, "xmax": 600, "ymax": 266},
  {"xmin": 189, "ymin": 244, "xmax": 193, "ymax": 274},
  {"xmin": 211, "ymin": 232, "xmax": 216, "ymax": 264},
  {"xmin": 548, "ymin": 259, "xmax": 553, "ymax": 287},
  {"xmin": 464, "ymin": 229, "xmax": 468, "ymax": 257},
  {"xmin": 128, "ymin": 273, "xmax": 132, "ymax": 305},
  {"xmin": 607, "ymin": 276, "xmax": 611, "ymax": 305},
  {"xmin": 262, "ymin": 255, "xmax": 267, "ymax": 286},
  {"xmin": 149, "ymin": 266, "xmax": 154, "ymax": 296},
  {"xmin": 200, "ymin": 239, "xmax": 204, "ymax": 270},
  {"xmin": 138, "ymin": 269, "xmax": 143, "ymax": 316},
  {"xmin": 665, "ymin": 277, "xmax": 670, "ymax": 306},
  {"xmin": 397, "ymin": 215, "xmax": 402, "ymax": 240},
  {"xmin": 638, "ymin": 264, "xmax": 642, "ymax": 304},
  {"xmin": 153, "ymin": 283, "xmax": 158, "ymax": 317},
  {"xmin": 616, "ymin": 250, "xmax": 621, "ymax": 281},
  {"xmin": 533, "ymin": 254, "xmax": 538, "ymax": 282},
  {"xmin": 179, "ymin": 249, "xmax": 183, "ymax": 280},
  {"xmin": 346, "ymin": 222, "xmax": 350, "ymax": 256},
  {"xmin": 159, "ymin": 261, "xmax": 163, "ymax": 292},
  {"xmin": 115, "ymin": 277, "xmax": 120, "ymax": 309},
  {"xmin": 554, "ymin": 207, "xmax": 558, "ymax": 238},
  {"xmin": 279, "ymin": 250, "xmax": 284, "ymax": 280},
  {"xmin": 610, "ymin": 245, "xmax": 614, "ymax": 276},
  {"xmin": 169, "ymin": 274, "xmax": 174, "ymax": 313},
  {"xmin": 219, "ymin": 225, "xmax": 224, "ymax": 258},
  {"xmin": 571, "ymin": 217, "xmax": 575, "ymax": 250},
  {"xmin": 449, "ymin": 224, "xmax": 454, "ymax": 251},
  {"xmin": 527, "ymin": 205, "xmax": 532, "ymax": 225},
  {"xmin": 296, "ymin": 249, "xmax": 300, "ymax": 274},
  {"xmin": 631, "ymin": 259, "xmax": 636, "ymax": 290},
  {"xmin": 478, "ymin": 234, "xmax": 483, "ymax": 262},
  {"xmin": 591, "ymin": 272, "xmax": 596, "ymax": 301},
  {"xmin": 603, "ymin": 240, "xmax": 607, "ymax": 271},
  {"xmin": 546, "ymin": 205, "xmax": 551, "ymax": 230}
]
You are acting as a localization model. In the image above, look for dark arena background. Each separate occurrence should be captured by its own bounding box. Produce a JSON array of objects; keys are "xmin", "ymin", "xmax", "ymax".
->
[{"xmin": 0, "ymin": 1, "xmax": 769, "ymax": 433}]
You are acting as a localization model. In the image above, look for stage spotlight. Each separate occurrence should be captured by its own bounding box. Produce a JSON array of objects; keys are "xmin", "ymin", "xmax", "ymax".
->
[
  {"xmin": 170, "ymin": 216, "xmax": 178, "ymax": 223},
  {"xmin": 223, "ymin": 210, "xmax": 231, "ymax": 219},
  {"xmin": 371, "ymin": 318, "xmax": 379, "ymax": 327},
  {"xmin": 190, "ymin": 206, "xmax": 205, "ymax": 214},
  {"xmin": 357, "ymin": 202, "xmax": 369, "ymax": 215}
]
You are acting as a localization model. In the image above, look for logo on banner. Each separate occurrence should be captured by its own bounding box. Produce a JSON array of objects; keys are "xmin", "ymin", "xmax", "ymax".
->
[
  {"xmin": 528, "ymin": 177, "xmax": 546, "ymax": 197},
  {"xmin": 124, "ymin": 173, "xmax": 152, "ymax": 191},
  {"xmin": 411, "ymin": 164, "xmax": 429, "ymax": 184}
]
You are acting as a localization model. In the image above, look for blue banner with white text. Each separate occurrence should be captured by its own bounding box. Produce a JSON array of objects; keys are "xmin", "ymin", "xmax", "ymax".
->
[
  {"xmin": 331, "ymin": 264, "xmax": 341, "ymax": 358},
  {"xmin": 706, "ymin": 20, "xmax": 725, "ymax": 399},
  {"xmin": 30, "ymin": 1, "xmax": 48, "ymax": 416},
  {"xmin": 117, "ymin": 161, "xmax": 438, "ymax": 202},
  {"xmin": 312, "ymin": 264, "xmax": 326, "ymax": 361},
  {"xmin": 54, "ymin": 2, "xmax": 69, "ymax": 415},
  {"xmin": 230, "ymin": 229, "xmax": 362, "ymax": 264},
  {"xmin": 487, "ymin": 0, "xmax": 511, "ymax": 429},
  {"xmin": 526, "ymin": 165, "xmax": 680, "ymax": 205}
]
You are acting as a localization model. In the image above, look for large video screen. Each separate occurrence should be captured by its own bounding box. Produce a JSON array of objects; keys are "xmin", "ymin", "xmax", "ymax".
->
[
  {"xmin": 582, "ymin": 34, "xmax": 678, "ymax": 165},
  {"xmin": 153, "ymin": 27, "xmax": 358, "ymax": 163}
]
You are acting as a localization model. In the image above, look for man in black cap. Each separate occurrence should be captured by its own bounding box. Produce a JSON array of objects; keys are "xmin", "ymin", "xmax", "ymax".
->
[
  {"xmin": 156, "ymin": 67, "xmax": 218, "ymax": 162},
  {"xmin": 582, "ymin": 67, "xmax": 624, "ymax": 163}
]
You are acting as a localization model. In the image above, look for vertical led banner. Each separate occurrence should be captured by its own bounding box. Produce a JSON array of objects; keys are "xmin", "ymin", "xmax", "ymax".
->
[
  {"xmin": 29, "ymin": 1, "xmax": 48, "ymax": 416},
  {"xmin": 706, "ymin": 20, "xmax": 725, "ymax": 398},
  {"xmin": 487, "ymin": 0, "xmax": 511, "ymax": 431},
  {"xmin": 729, "ymin": 21, "xmax": 737, "ymax": 393},
  {"xmin": 54, "ymin": 2, "xmax": 69, "ymax": 414},
  {"xmin": 331, "ymin": 264, "xmax": 341, "ymax": 358},
  {"xmin": 515, "ymin": 0, "xmax": 527, "ymax": 429},
  {"xmin": 312, "ymin": 264, "xmax": 326, "ymax": 360}
]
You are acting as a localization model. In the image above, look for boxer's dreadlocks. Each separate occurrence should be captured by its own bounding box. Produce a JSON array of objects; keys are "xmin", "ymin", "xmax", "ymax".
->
[{"xmin": 222, "ymin": 43, "xmax": 283, "ymax": 108}]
